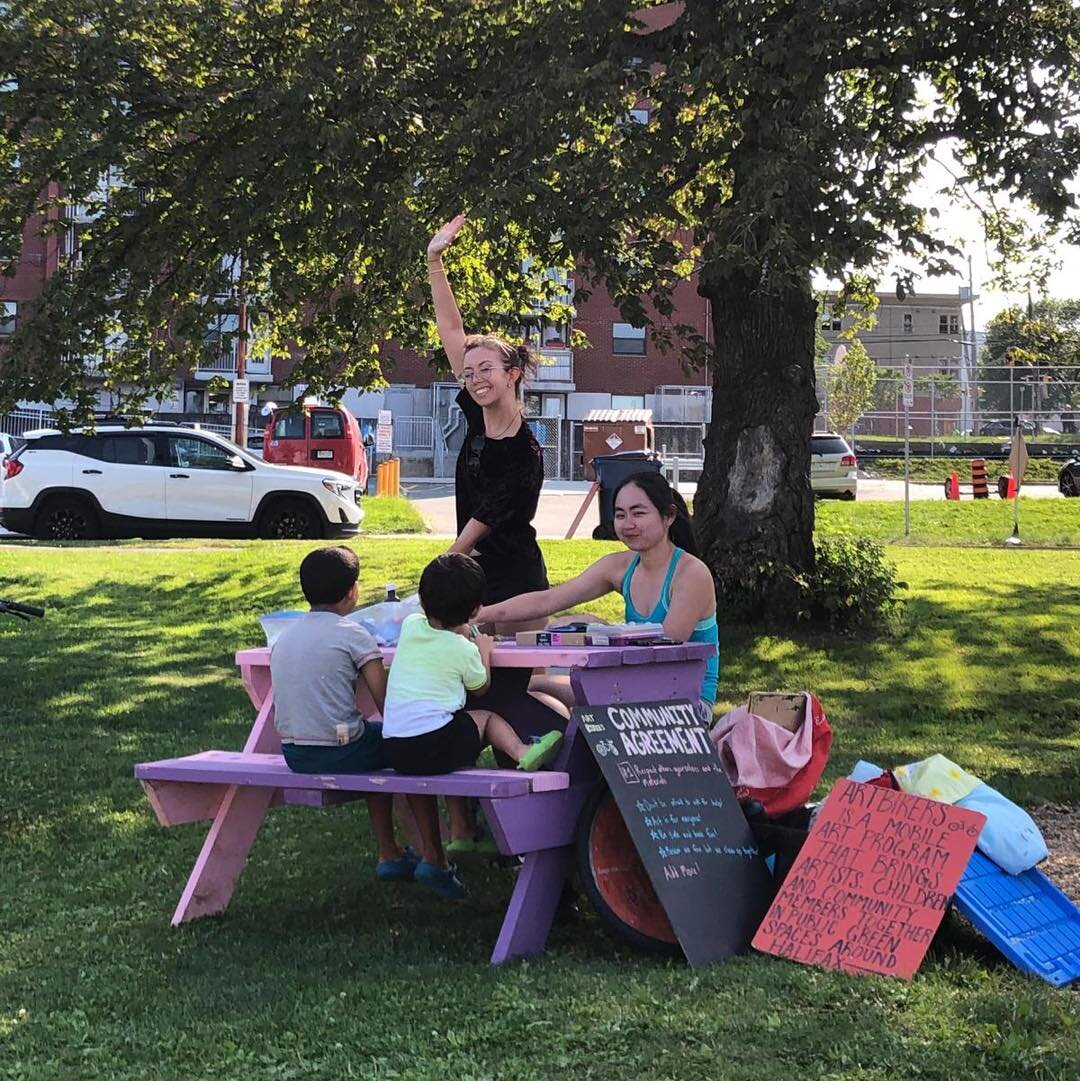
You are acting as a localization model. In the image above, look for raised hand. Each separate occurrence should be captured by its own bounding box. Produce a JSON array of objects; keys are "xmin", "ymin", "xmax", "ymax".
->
[{"xmin": 427, "ymin": 213, "xmax": 467, "ymax": 260}]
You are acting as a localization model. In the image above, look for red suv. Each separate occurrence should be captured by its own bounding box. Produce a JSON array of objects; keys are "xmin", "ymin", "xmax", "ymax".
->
[{"xmin": 264, "ymin": 405, "xmax": 369, "ymax": 491}]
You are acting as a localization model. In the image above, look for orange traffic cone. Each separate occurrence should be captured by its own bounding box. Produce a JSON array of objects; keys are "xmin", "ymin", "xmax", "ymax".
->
[
  {"xmin": 1005, "ymin": 475, "xmax": 1017, "ymax": 499},
  {"xmin": 971, "ymin": 458, "xmax": 989, "ymax": 499},
  {"xmin": 946, "ymin": 471, "xmax": 960, "ymax": 500}
]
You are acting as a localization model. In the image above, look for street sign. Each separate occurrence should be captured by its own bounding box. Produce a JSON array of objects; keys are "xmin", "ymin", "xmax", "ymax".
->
[
  {"xmin": 232, "ymin": 378, "xmax": 250, "ymax": 404},
  {"xmin": 375, "ymin": 423, "xmax": 393, "ymax": 454},
  {"xmin": 902, "ymin": 362, "xmax": 914, "ymax": 407},
  {"xmin": 377, "ymin": 409, "xmax": 393, "ymax": 426}
]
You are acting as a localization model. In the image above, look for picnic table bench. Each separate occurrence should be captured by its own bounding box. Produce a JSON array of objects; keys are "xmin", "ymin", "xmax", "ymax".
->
[{"xmin": 135, "ymin": 640, "xmax": 713, "ymax": 964}]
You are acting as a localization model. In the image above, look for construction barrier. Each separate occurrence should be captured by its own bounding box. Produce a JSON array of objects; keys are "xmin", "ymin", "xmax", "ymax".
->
[
  {"xmin": 970, "ymin": 458, "xmax": 989, "ymax": 499},
  {"xmin": 945, "ymin": 471, "xmax": 960, "ymax": 500}
]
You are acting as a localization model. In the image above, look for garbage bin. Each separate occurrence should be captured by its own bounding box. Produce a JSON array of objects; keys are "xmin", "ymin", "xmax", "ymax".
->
[{"xmin": 590, "ymin": 451, "xmax": 662, "ymax": 540}]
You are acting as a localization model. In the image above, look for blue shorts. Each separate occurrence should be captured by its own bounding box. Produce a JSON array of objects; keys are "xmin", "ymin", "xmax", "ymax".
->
[{"xmin": 282, "ymin": 721, "xmax": 389, "ymax": 773}]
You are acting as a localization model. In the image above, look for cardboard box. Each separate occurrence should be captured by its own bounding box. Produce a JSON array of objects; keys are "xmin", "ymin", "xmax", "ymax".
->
[{"xmin": 747, "ymin": 692, "xmax": 807, "ymax": 733}]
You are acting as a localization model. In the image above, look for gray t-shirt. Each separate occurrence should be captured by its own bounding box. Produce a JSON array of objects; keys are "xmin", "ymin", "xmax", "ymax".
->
[{"xmin": 270, "ymin": 612, "xmax": 383, "ymax": 746}]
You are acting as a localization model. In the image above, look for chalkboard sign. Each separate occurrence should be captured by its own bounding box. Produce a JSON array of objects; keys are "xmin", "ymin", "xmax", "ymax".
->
[
  {"xmin": 573, "ymin": 701, "xmax": 775, "ymax": 967},
  {"xmin": 753, "ymin": 778, "xmax": 986, "ymax": 979}
]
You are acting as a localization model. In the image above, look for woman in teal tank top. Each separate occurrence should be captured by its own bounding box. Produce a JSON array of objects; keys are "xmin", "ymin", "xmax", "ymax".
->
[{"xmin": 477, "ymin": 470, "xmax": 720, "ymax": 723}]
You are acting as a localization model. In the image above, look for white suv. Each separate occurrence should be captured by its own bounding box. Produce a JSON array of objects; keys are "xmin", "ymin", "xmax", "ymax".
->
[
  {"xmin": 810, "ymin": 433, "xmax": 858, "ymax": 499},
  {"xmin": 1, "ymin": 424, "xmax": 364, "ymax": 540}
]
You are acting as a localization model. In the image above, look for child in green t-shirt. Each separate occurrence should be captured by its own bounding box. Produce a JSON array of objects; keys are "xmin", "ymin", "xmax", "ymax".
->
[{"xmin": 382, "ymin": 553, "xmax": 562, "ymax": 897}]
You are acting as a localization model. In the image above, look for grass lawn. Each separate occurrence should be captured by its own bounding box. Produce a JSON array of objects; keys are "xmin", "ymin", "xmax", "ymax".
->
[
  {"xmin": 865, "ymin": 457, "xmax": 1065, "ymax": 484},
  {"xmin": 817, "ymin": 498, "xmax": 1080, "ymax": 547},
  {"xmin": 1, "ymin": 540, "xmax": 1077, "ymax": 1079}
]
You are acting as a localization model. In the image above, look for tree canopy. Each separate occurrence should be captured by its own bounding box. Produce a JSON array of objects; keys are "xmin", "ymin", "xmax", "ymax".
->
[
  {"xmin": 4, "ymin": 0, "xmax": 1080, "ymax": 616},
  {"xmin": 979, "ymin": 300, "xmax": 1080, "ymax": 428}
]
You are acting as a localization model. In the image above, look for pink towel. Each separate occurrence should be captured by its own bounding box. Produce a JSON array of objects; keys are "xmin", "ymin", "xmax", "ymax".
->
[{"xmin": 709, "ymin": 700, "xmax": 815, "ymax": 790}]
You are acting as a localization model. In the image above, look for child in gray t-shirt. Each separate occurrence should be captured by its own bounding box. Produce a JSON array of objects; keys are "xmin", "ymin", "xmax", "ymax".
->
[{"xmin": 270, "ymin": 546, "xmax": 416, "ymax": 883}]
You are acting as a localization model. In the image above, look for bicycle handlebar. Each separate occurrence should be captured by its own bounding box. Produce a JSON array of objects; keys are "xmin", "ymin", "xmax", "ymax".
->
[{"xmin": 0, "ymin": 599, "xmax": 45, "ymax": 619}]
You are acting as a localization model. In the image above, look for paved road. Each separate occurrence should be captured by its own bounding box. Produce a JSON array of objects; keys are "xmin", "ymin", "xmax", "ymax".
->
[
  {"xmin": 1, "ymin": 477, "xmax": 1062, "ymax": 542},
  {"xmin": 404, "ymin": 476, "xmax": 1064, "ymax": 539}
]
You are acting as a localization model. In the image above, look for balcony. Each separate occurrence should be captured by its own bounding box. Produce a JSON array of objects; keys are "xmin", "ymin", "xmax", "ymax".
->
[
  {"xmin": 194, "ymin": 347, "xmax": 272, "ymax": 380},
  {"xmin": 533, "ymin": 346, "xmax": 574, "ymax": 387}
]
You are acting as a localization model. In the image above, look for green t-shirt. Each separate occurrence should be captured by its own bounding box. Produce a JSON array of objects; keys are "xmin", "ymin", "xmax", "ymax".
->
[{"xmin": 382, "ymin": 613, "xmax": 488, "ymax": 738}]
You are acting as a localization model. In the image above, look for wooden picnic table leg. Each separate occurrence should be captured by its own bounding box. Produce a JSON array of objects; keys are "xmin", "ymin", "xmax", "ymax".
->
[
  {"xmin": 490, "ymin": 845, "xmax": 574, "ymax": 965},
  {"xmin": 170, "ymin": 688, "xmax": 281, "ymax": 924},
  {"xmin": 171, "ymin": 784, "xmax": 275, "ymax": 925}
]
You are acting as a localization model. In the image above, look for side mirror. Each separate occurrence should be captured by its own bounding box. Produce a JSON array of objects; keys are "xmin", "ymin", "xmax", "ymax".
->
[{"xmin": 228, "ymin": 454, "xmax": 248, "ymax": 471}]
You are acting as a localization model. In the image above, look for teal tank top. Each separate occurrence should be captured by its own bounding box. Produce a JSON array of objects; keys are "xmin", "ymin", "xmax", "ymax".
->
[{"xmin": 620, "ymin": 547, "xmax": 719, "ymax": 704}]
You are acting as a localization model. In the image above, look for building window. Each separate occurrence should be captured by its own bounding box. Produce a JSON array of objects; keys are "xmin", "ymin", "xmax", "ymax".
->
[
  {"xmin": 613, "ymin": 322, "xmax": 646, "ymax": 355},
  {"xmin": 628, "ymin": 108, "xmax": 649, "ymax": 124},
  {"xmin": 0, "ymin": 301, "xmax": 15, "ymax": 335},
  {"xmin": 938, "ymin": 314, "xmax": 959, "ymax": 335},
  {"xmin": 821, "ymin": 315, "xmax": 841, "ymax": 331},
  {"xmin": 902, "ymin": 313, "xmax": 913, "ymax": 333},
  {"xmin": 612, "ymin": 394, "xmax": 645, "ymax": 410}
]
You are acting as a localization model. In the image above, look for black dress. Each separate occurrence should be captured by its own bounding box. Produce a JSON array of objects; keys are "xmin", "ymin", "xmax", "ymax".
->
[
  {"xmin": 454, "ymin": 389, "xmax": 548, "ymax": 604},
  {"xmin": 454, "ymin": 389, "xmax": 562, "ymax": 737}
]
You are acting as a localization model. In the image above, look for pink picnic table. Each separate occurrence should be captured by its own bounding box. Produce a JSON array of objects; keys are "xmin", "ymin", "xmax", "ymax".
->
[{"xmin": 140, "ymin": 640, "xmax": 712, "ymax": 964}]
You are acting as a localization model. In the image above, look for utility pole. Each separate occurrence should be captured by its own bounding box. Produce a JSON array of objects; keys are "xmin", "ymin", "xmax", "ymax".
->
[
  {"xmin": 959, "ymin": 256, "xmax": 978, "ymax": 434},
  {"xmin": 233, "ymin": 253, "xmax": 248, "ymax": 448}
]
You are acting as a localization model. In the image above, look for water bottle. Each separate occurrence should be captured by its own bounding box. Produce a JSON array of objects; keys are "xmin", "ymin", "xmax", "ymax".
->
[{"xmin": 386, "ymin": 582, "xmax": 399, "ymax": 602}]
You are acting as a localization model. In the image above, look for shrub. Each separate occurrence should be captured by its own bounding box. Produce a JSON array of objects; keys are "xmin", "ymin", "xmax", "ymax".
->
[{"xmin": 798, "ymin": 536, "xmax": 905, "ymax": 632}]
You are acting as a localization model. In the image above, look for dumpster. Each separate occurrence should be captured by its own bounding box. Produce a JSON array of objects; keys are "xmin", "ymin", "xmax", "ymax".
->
[
  {"xmin": 582, "ymin": 409, "xmax": 654, "ymax": 480},
  {"xmin": 591, "ymin": 450, "xmax": 662, "ymax": 539}
]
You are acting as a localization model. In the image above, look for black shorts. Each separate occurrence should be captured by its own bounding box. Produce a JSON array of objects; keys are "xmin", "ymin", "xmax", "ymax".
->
[{"xmin": 384, "ymin": 710, "xmax": 484, "ymax": 775}]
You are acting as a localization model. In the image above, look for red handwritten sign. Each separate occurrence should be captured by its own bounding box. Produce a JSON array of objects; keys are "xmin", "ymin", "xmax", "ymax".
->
[{"xmin": 753, "ymin": 779, "xmax": 986, "ymax": 979}]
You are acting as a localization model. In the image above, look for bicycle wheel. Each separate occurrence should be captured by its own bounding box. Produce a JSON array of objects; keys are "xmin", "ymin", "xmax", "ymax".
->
[{"xmin": 575, "ymin": 783, "xmax": 681, "ymax": 957}]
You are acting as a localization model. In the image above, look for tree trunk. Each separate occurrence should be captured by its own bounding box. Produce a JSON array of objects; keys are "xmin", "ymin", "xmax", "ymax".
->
[{"xmin": 694, "ymin": 267, "xmax": 819, "ymax": 622}]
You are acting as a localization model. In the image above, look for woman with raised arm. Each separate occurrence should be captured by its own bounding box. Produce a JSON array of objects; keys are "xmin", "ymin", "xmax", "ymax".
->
[
  {"xmin": 477, "ymin": 471, "xmax": 720, "ymax": 724},
  {"xmin": 426, "ymin": 215, "xmax": 566, "ymax": 854},
  {"xmin": 427, "ymin": 214, "xmax": 549, "ymax": 612}
]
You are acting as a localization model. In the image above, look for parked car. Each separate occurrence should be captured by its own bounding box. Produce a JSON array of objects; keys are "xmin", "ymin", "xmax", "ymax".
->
[
  {"xmin": 980, "ymin": 419, "xmax": 1036, "ymax": 436},
  {"xmin": 1059, "ymin": 459, "xmax": 1080, "ymax": 497},
  {"xmin": 0, "ymin": 432, "xmax": 22, "ymax": 480},
  {"xmin": 263, "ymin": 404, "xmax": 369, "ymax": 492},
  {"xmin": 811, "ymin": 433, "xmax": 857, "ymax": 499},
  {"xmin": 0, "ymin": 424, "xmax": 363, "ymax": 540}
]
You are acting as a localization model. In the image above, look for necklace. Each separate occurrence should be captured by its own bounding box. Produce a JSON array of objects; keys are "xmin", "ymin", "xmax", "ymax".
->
[{"xmin": 484, "ymin": 409, "xmax": 521, "ymax": 440}]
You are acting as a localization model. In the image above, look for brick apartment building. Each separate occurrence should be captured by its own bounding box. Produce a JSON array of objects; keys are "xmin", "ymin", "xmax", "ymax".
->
[{"xmin": 819, "ymin": 291, "xmax": 970, "ymax": 436}]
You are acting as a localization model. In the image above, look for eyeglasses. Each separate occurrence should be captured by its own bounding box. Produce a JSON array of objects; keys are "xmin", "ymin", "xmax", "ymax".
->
[
  {"xmin": 459, "ymin": 364, "xmax": 512, "ymax": 386},
  {"xmin": 467, "ymin": 433, "xmax": 486, "ymax": 472}
]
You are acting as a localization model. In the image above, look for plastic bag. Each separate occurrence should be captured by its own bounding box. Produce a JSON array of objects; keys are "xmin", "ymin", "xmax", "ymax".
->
[
  {"xmin": 259, "ymin": 610, "xmax": 305, "ymax": 646},
  {"xmin": 347, "ymin": 593, "xmax": 421, "ymax": 645},
  {"xmin": 709, "ymin": 691, "xmax": 833, "ymax": 817}
]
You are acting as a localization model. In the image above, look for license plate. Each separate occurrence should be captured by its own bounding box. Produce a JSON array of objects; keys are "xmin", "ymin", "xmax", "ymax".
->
[{"xmin": 314, "ymin": 449, "xmax": 333, "ymax": 460}]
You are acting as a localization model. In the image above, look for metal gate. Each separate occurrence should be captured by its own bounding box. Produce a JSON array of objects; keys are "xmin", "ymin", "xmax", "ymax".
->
[
  {"xmin": 527, "ymin": 417, "xmax": 563, "ymax": 480},
  {"xmin": 432, "ymin": 382, "xmax": 465, "ymax": 479}
]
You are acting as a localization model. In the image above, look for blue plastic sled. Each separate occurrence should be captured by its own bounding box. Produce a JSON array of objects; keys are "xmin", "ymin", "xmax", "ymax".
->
[{"xmin": 954, "ymin": 850, "xmax": 1080, "ymax": 987}]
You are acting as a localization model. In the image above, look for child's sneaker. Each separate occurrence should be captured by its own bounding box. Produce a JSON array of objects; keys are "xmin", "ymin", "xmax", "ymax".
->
[
  {"xmin": 414, "ymin": 860, "xmax": 466, "ymax": 900},
  {"xmin": 446, "ymin": 827, "xmax": 499, "ymax": 857},
  {"xmin": 375, "ymin": 845, "xmax": 420, "ymax": 882},
  {"xmin": 518, "ymin": 731, "xmax": 563, "ymax": 771}
]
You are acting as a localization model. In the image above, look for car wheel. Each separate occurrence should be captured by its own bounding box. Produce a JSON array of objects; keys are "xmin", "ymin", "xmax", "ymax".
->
[
  {"xmin": 1060, "ymin": 469, "xmax": 1079, "ymax": 497},
  {"xmin": 259, "ymin": 497, "xmax": 323, "ymax": 539},
  {"xmin": 34, "ymin": 495, "xmax": 100, "ymax": 540},
  {"xmin": 841, "ymin": 489, "xmax": 856, "ymax": 501}
]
